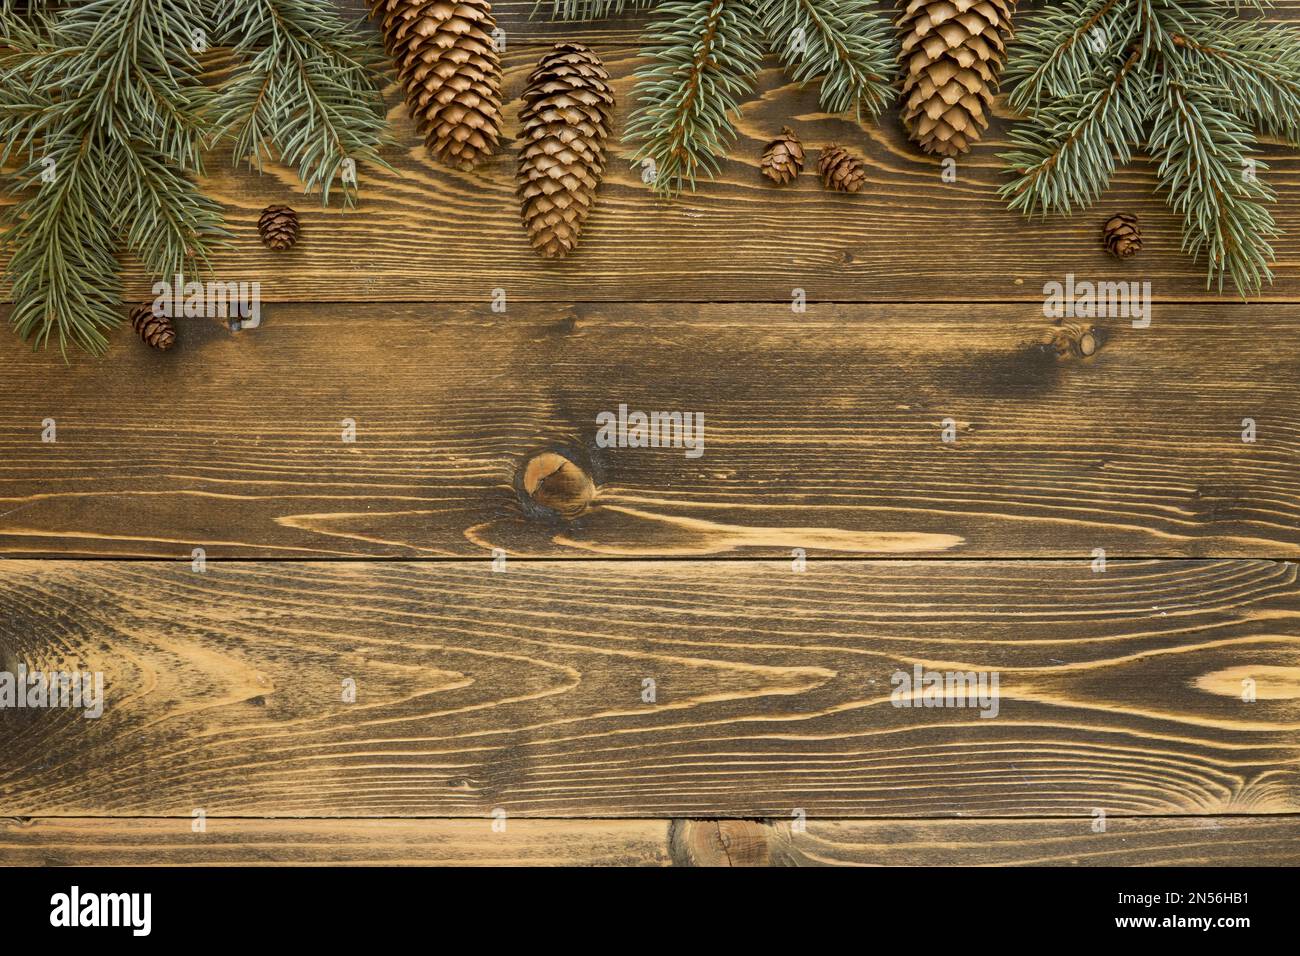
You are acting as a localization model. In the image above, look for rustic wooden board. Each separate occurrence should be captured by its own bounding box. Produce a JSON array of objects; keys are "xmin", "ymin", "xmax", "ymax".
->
[
  {"xmin": 3, "ymin": 1, "xmax": 1299, "ymax": 867},
  {"xmin": 3, "ymin": 815, "xmax": 1296, "ymax": 866},
  {"xmin": 3, "ymin": 303, "xmax": 1297, "ymax": 559},
  {"xmin": 0, "ymin": 817, "xmax": 673, "ymax": 866},
  {"xmin": 180, "ymin": 57, "xmax": 1300, "ymax": 304},
  {"xmin": 677, "ymin": 817, "xmax": 1300, "ymax": 866},
  {"xmin": 1, "ymin": 559, "xmax": 1296, "ymax": 818},
  {"xmin": 7, "ymin": 5, "xmax": 1298, "ymax": 304}
]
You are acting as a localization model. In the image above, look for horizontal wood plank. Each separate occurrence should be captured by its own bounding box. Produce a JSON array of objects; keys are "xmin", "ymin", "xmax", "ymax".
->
[
  {"xmin": 0, "ymin": 817, "xmax": 672, "ymax": 866},
  {"xmin": 9, "ymin": 5, "xmax": 1300, "ymax": 304},
  {"xmin": 1, "ymin": 559, "xmax": 1297, "ymax": 817},
  {"xmin": 3, "ymin": 303, "xmax": 1297, "ymax": 558},
  {"xmin": 3, "ymin": 815, "xmax": 1296, "ymax": 866},
  {"xmin": 185, "ymin": 51, "xmax": 1300, "ymax": 303}
]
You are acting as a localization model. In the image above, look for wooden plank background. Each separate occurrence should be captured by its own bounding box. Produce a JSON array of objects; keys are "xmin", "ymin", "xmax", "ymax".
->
[
  {"xmin": 2, "ymin": 0, "xmax": 1298, "ymax": 865},
  {"xmin": 4, "ymin": 816, "xmax": 1298, "ymax": 866},
  {"xmin": 5, "ymin": 4, "xmax": 1300, "ymax": 303},
  {"xmin": 2, "ymin": 304, "xmax": 1297, "ymax": 559},
  {"xmin": 2, "ymin": 560, "xmax": 1297, "ymax": 818}
]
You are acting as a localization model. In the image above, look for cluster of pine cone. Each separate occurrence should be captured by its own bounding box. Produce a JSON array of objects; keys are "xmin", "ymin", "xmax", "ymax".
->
[
  {"xmin": 371, "ymin": 1, "xmax": 613, "ymax": 259},
  {"xmin": 761, "ymin": 129, "xmax": 868, "ymax": 194}
]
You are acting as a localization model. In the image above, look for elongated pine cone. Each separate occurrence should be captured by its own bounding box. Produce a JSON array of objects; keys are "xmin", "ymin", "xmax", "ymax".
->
[
  {"xmin": 258, "ymin": 204, "xmax": 299, "ymax": 250},
  {"xmin": 130, "ymin": 301, "xmax": 175, "ymax": 351},
  {"xmin": 372, "ymin": 0, "xmax": 503, "ymax": 171},
  {"xmin": 898, "ymin": 0, "xmax": 1017, "ymax": 157},
  {"xmin": 761, "ymin": 127, "xmax": 805, "ymax": 185},
  {"xmin": 1103, "ymin": 213, "xmax": 1142, "ymax": 259},
  {"xmin": 517, "ymin": 43, "xmax": 615, "ymax": 259},
  {"xmin": 818, "ymin": 144, "xmax": 868, "ymax": 193}
]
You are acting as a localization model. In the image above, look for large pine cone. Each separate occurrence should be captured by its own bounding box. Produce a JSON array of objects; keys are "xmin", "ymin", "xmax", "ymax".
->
[
  {"xmin": 372, "ymin": 0, "xmax": 504, "ymax": 171},
  {"xmin": 517, "ymin": 43, "xmax": 615, "ymax": 259},
  {"xmin": 258, "ymin": 204, "xmax": 300, "ymax": 250},
  {"xmin": 129, "ymin": 302, "xmax": 175, "ymax": 350},
  {"xmin": 898, "ymin": 0, "xmax": 1017, "ymax": 157},
  {"xmin": 1103, "ymin": 213, "xmax": 1142, "ymax": 258},
  {"xmin": 818, "ymin": 144, "xmax": 868, "ymax": 193},
  {"xmin": 761, "ymin": 127, "xmax": 805, "ymax": 185}
]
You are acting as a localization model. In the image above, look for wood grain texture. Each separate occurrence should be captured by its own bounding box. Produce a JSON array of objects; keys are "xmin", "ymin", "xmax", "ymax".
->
[
  {"xmin": 3, "ymin": 815, "xmax": 1296, "ymax": 866},
  {"xmin": 187, "ymin": 62, "xmax": 1300, "ymax": 303},
  {"xmin": 0, "ymin": 817, "xmax": 672, "ymax": 866},
  {"xmin": 669, "ymin": 817, "xmax": 1300, "ymax": 867},
  {"xmin": 3, "ymin": 2, "xmax": 1298, "ymax": 867},
  {"xmin": 1, "ymin": 559, "xmax": 1297, "ymax": 817},
  {"xmin": 7, "ymin": 7, "xmax": 1299, "ymax": 304},
  {"xmin": 3, "ymin": 303, "xmax": 1297, "ymax": 559}
]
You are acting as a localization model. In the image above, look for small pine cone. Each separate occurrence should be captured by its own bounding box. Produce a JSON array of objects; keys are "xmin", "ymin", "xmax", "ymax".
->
[
  {"xmin": 1103, "ymin": 213, "xmax": 1142, "ymax": 259},
  {"xmin": 129, "ymin": 302, "xmax": 175, "ymax": 351},
  {"xmin": 761, "ymin": 127, "xmax": 805, "ymax": 185},
  {"xmin": 818, "ymin": 144, "xmax": 868, "ymax": 193},
  {"xmin": 371, "ymin": 0, "xmax": 504, "ymax": 171},
  {"xmin": 258, "ymin": 204, "xmax": 300, "ymax": 250},
  {"xmin": 517, "ymin": 43, "xmax": 615, "ymax": 259}
]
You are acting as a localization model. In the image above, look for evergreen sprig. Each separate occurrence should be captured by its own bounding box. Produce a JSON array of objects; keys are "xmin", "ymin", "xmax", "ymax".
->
[
  {"xmin": 625, "ymin": 0, "xmax": 765, "ymax": 195},
  {"xmin": 0, "ymin": 0, "xmax": 393, "ymax": 356},
  {"xmin": 1, "ymin": 0, "xmax": 224, "ymax": 356},
  {"xmin": 545, "ymin": 0, "xmax": 657, "ymax": 19},
  {"xmin": 1002, "ymin": 0, "xmax": 1300, "ymax": 294},
  {"xmin": 762, "ymin": 0, "xmax": 894, "ymax": 119},
  {"xmin": 577, "ymin": 0, "xmax": 896, "ymax": 196},
  {"xmin": 211, "ymin": 0, "xmax": 392, "ymax": 207}
]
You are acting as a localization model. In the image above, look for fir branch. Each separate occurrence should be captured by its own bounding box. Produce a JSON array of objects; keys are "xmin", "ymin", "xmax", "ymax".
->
[
  {"xmin": 4, "ymin": 147, "xmax": 121, "ymax": 355},
  {"xmin": 1004, "ymin": 0, "xmax": 1131, "ymax": 110},
  {"xmin": 760, "ymin": 0, "xmax": 894, "ymax": 119},
  {"xmin": 625, "ymin": 0, "xmax": 764, "ymax": 196},
  {"xmin": 211, "ymin": 0, "xmax": 392, "ymax": 206},
  {"xmin": 1149, "ymin": 76, "xmax": 1277, "ymax": 292},
  {"xmin": 1001, "ymin": 48, "xmax": 1148, "ymax": 215},
  {"xmin": 1003, "ymin": 0, "xmax": 1300, "ymax": 295},
  {"xmin": 542, "ymin": 0, "xmax": 657, "ymax": 21},
  {"xmin": 0, "ymin": 0, "xmax": 225, "ymax": 357},
  {"xmin": 1174, "ymin": 20, "xmax": 1300, "ymax": 143}
]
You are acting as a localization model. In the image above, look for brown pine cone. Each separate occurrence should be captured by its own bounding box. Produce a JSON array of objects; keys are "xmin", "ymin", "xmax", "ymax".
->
[
  {"xmin": 818, "ymin": 144, "xmax": 868, "ymax": 193},
  {"xmin": 371, "ymin": 0, "xmax": 504, "ymax": 171},
  {"xmin": 899, "ymin": 0, "xmax": 1018, "ymax": 157},
  {"xmin": 1103, "ymin": 213, "xmax": 1142, "ymax": 259},
  {"xmin": 761, "ymin": 127, "xmax": 805, "ymax": 185},
  {"xmin": 129, "ymin": 302, "xmax": 175, "ymax": 351},
  {"xmin": 258, "ymin": 204, "xmax": 300, "ymax": 250},
  {"xmin": 517, "ymin": 43, "xmax": 615, "ymax": 259}
]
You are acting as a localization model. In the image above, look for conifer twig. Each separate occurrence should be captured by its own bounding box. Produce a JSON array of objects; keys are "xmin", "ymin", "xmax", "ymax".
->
[
  {"xmin": 210, "ymin": 0, "xmax": 393, "ymax": 207},
  {"xmin": 1002, "ymin": 0, "xmax": 1300, "ymax": 294}
]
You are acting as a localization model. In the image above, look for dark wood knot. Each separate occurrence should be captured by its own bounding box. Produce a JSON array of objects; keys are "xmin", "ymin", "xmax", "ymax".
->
[
  {"xmin": 1046, "ymin": 322, "xmax": 1104, "ymax": 359},
  {"xmin": 519, "ymin": 450, "xmax": 595, "ymax": 520},
  {"xmin": 669, "ymin": 819, "xmax": 771, "ymax": 867}
]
